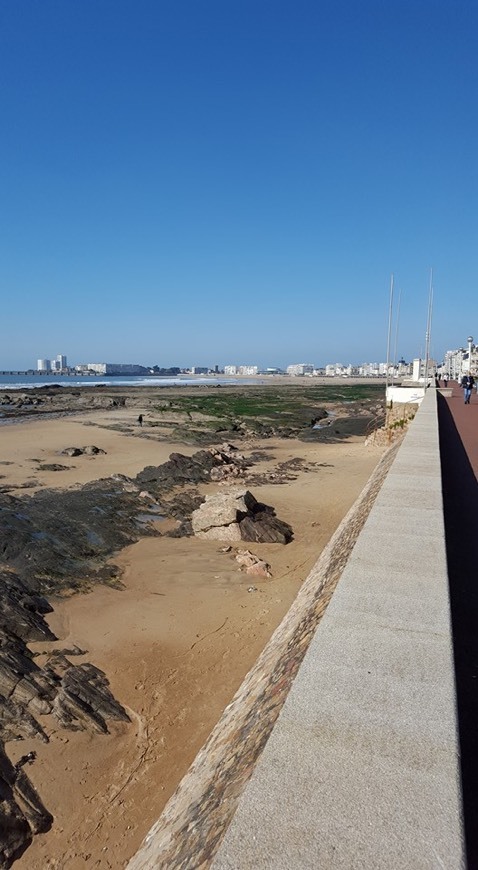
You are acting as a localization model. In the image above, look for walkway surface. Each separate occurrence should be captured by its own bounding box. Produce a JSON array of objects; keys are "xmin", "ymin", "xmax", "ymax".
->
[
  {"xmin": 442, "ymin": 379, "xmax": 478, "ymax": 470},
  {"xmin": 212, "ymin": 388, "xmax": 466, "ymax": 869},
  {"xmin": 437, "ymin": 382, "xmax": 478, "ymax": 867}
]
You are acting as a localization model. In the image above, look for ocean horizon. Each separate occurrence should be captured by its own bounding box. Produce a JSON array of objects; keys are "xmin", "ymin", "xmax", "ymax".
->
[{"xmin": 0, "ymin": 374, "xmax": 264, "ymax": 390}]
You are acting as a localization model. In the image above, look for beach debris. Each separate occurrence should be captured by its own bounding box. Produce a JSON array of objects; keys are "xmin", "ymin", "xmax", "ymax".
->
[
  {"xmin": 60, "ymin": 445, "xmax": 106, "ymax": 457},
  {"xmin": 38, "ymin": 463, "xmax": 70, "ymax": 472},
  {"xmin": 245, "ymin": 456, "xmax": 327, "ymax": 487},
  {"xmin": 247, "ymin": 586, "xmax": 258, "ymax": 593},
  {"xmin": 37, "ymin": 645, "xmax": 87, "ymax": 657},
  {"xmin": 236, "ymin": 549, "xmax": 272, "ymax": 578},
  {"xmin": 210, "ymin": 464, "xmax": 244, "ymax": 482},
  {"xmin": 15, "ymin": 751, "xmax": 37, "ymax": 769},
  {"xmin": 209, "ymin": 443, "xmax": 247, "ymax": 481}
]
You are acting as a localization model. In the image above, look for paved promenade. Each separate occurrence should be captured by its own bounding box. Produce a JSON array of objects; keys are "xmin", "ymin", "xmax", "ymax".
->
[
  {"xmin": 437, "ymin": 381, "xmax": 478, "ymax": 867},
  {"xmin": 213, "ymin": 388, "xmax": 466, "ymax": 869}
]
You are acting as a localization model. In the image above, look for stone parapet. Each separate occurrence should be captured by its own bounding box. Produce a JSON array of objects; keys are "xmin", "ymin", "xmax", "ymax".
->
[
  {"xmin": 129, "ymin": 388, "xmax": 465, "ymax": 869},
  {"xmin": 213, "ymin": 386, "xmax": 464, "ymax": 869}
]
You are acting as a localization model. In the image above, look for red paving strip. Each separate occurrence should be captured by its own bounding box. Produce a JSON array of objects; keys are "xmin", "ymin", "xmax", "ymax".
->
[
  {"xmin": 437, "ymin": 380, "xmax": 478, "ymax": 868},
  {"xmin": 441, "ymin": 381, "xmax": 478, "ymax": 479}
]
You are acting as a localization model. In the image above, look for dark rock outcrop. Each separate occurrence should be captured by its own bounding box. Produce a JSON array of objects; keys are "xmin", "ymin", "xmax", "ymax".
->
[
  {"xmin": 239, "ymin": 509, "xmax": 293, "ymax": 544},
  {"xmin": 0, "ymin": 569, "xmax": 130, "ymax": 868},
  {"xmin": 0, "ymin": 483, "xmax": 152, "ymax": 592},
  {"xmin": 136, "ymin": 451, "xmax": 217, "ymax": 494},
  {"xmin": 135, "ymin": 444, "xmax": 249, "ymax": 497},
  {"xmin": 0, "ymin": 745, "xmax": 52, "ymax": 868},
  {"xmin": 0, "ymin": 443, "xmax": 283, "ymax": 863}
]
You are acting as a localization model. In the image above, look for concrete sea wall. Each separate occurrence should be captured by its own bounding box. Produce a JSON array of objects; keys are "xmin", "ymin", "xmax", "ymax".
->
[{"xmin": 129, "ymin": 388, "xmax": 464, "ymax": 869}]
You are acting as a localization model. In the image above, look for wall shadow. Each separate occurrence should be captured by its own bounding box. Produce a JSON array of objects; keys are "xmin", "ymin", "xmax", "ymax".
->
[{"xmin": 437, "ymin": 394, "xmax": 478, "ymax": 868}]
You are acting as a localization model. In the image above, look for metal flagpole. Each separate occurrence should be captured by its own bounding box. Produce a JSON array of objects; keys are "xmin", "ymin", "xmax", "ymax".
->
[
  {"xmin": 385, "ymin": 273, "xmax": 394, "ymax": 406},
  {"xmin": 424, "ymin": 268, "xmax": 433, "ymax": 389},
  {"xmin": 391, "ymin": 286, "xmax": 401, "ymax": 387}
]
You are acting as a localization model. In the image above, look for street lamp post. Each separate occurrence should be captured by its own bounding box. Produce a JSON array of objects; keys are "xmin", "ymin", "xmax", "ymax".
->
[{"xmin": 467, "ymin": 336, "xmax": 474, "ymax": 374}]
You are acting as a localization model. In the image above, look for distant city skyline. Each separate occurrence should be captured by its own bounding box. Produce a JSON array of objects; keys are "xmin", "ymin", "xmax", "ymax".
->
[
  {"xmin": 1, "ymin": 2, "xmax": 476, "ymax": 370},
  {"xmin": 3, "ymin": 342, "xmax": 470, "ymax": 375}
]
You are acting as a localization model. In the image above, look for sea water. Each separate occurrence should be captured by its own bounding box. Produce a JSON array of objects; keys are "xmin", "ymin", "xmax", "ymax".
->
[{"xmin": 0, "ymin": 374, "xmax": 263, "ymax": 390}]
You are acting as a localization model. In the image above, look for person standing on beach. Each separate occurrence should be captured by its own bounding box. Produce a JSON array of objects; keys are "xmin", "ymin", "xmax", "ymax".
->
[{"xmin": 137, "ymin": 414, "xmax": 143, "ymax": 427}]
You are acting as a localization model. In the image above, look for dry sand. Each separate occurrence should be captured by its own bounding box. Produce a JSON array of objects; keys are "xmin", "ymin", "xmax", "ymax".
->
[{"xmin": 1, "ymin": 408, "xmax": 383, "ymax": 868}]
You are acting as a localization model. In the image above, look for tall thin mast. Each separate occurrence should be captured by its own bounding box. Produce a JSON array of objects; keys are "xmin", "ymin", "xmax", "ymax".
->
[
  {"xmin": 391, "ymin": 287, "xmax": 402, "ymax": 387},
  {"xmin": 385, "ymin": 273, "xmax": 394, "ymax": 400},
  {"xmin": 424, "ymin": 268, "xmax": 433, "ymax": 388}
]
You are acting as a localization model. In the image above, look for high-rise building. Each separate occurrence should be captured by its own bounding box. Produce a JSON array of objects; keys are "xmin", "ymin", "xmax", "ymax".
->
[
  {"xmin": 37, "ymin": 359, "xmax": 50, "ymax": 372},
  {"xmin": 56, "ymin": 354, "xmax": 67, "ymax": 369}
]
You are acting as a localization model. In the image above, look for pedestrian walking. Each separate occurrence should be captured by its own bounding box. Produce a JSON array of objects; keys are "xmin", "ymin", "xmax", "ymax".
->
[
  {"xmin": 137, "ymin": 414, "xmax": 143, "ymax": 427},
  {"xmin": 464, "ymin": 375, "xmax": 475, "ymax": 404}
]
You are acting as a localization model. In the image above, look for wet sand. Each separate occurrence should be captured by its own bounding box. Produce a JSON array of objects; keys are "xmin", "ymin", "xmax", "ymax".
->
[{"xmin": 1, "ymin": 407, "xmax": 383, "ymax": 868}]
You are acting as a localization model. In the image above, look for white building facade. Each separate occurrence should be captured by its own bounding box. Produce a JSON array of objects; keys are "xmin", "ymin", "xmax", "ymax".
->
[{"xmin": 287, "ymin": 363, "xmax": 314, "ymax": 376}]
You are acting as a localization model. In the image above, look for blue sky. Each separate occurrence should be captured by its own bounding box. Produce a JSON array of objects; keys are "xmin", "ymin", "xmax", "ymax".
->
[{"xmin": 1, "ymin": 0, "xmax": 477, "ymax": 369}]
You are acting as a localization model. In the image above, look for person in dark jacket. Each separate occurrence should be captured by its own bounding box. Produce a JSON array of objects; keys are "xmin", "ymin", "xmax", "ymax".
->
[{"xmin": 464, "ymin": 375, "xmax": 475, "ymax": 404}]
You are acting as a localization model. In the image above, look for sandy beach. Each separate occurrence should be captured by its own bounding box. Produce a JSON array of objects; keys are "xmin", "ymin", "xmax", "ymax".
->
[{"xmin": 1, "ymin": 404, "xmax": 384, "ymax": 868}]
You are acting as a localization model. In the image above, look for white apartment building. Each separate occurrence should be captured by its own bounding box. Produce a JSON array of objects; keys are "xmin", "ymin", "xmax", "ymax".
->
[
  {"xmin": 85, "ymin": 363, "xmax": 145, "ymax": 374},
  {"xmin": 287, "ymin": 363, "xmax": 314, "ymax": 376},
  {"xmin": 397, "ymin": 360, "xmax": 412, "ymax": 376},
  {"xmin": 443, "ymin": 345, "xmax": 476, "ymax": 379},
  {"xmin": 224, "ymin": 365, "xmax": 237, "ymax": 375},
  {"xmin": 37, "ymin": 359, "xmax": 50, "ymax": 372},
  {"xmin": 238, "ymin": 365, "xmax": 258, "ymax": 376},
  {"xmin": 87, "ymin": 363, "xmax": 108, "ymax": 374},
  {"xmin": 325, "ymin": 363, "xmax": 357, "ymax": 377},
  {"xmin": 358, "ymin": 363, "xmax": 380, "ymax": 377}
]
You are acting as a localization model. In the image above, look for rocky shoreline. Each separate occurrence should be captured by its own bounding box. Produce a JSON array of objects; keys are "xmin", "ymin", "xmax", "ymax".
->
[
  {"xmin": 0, "ymin": 440, "xmax": 303, "ymax": 866},
  {"xmin": 0, "ymin": 382, "xmax": 385, "ymax": 443},
  {"xmin": 0, "ymin": 384, "xmax": 386, "ymax": 867}
]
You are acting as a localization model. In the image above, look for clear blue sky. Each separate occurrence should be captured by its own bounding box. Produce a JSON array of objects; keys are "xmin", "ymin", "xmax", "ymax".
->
[{"xmin": 1, "ymin": 0, "xmax": 477, "ymax": 369}]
